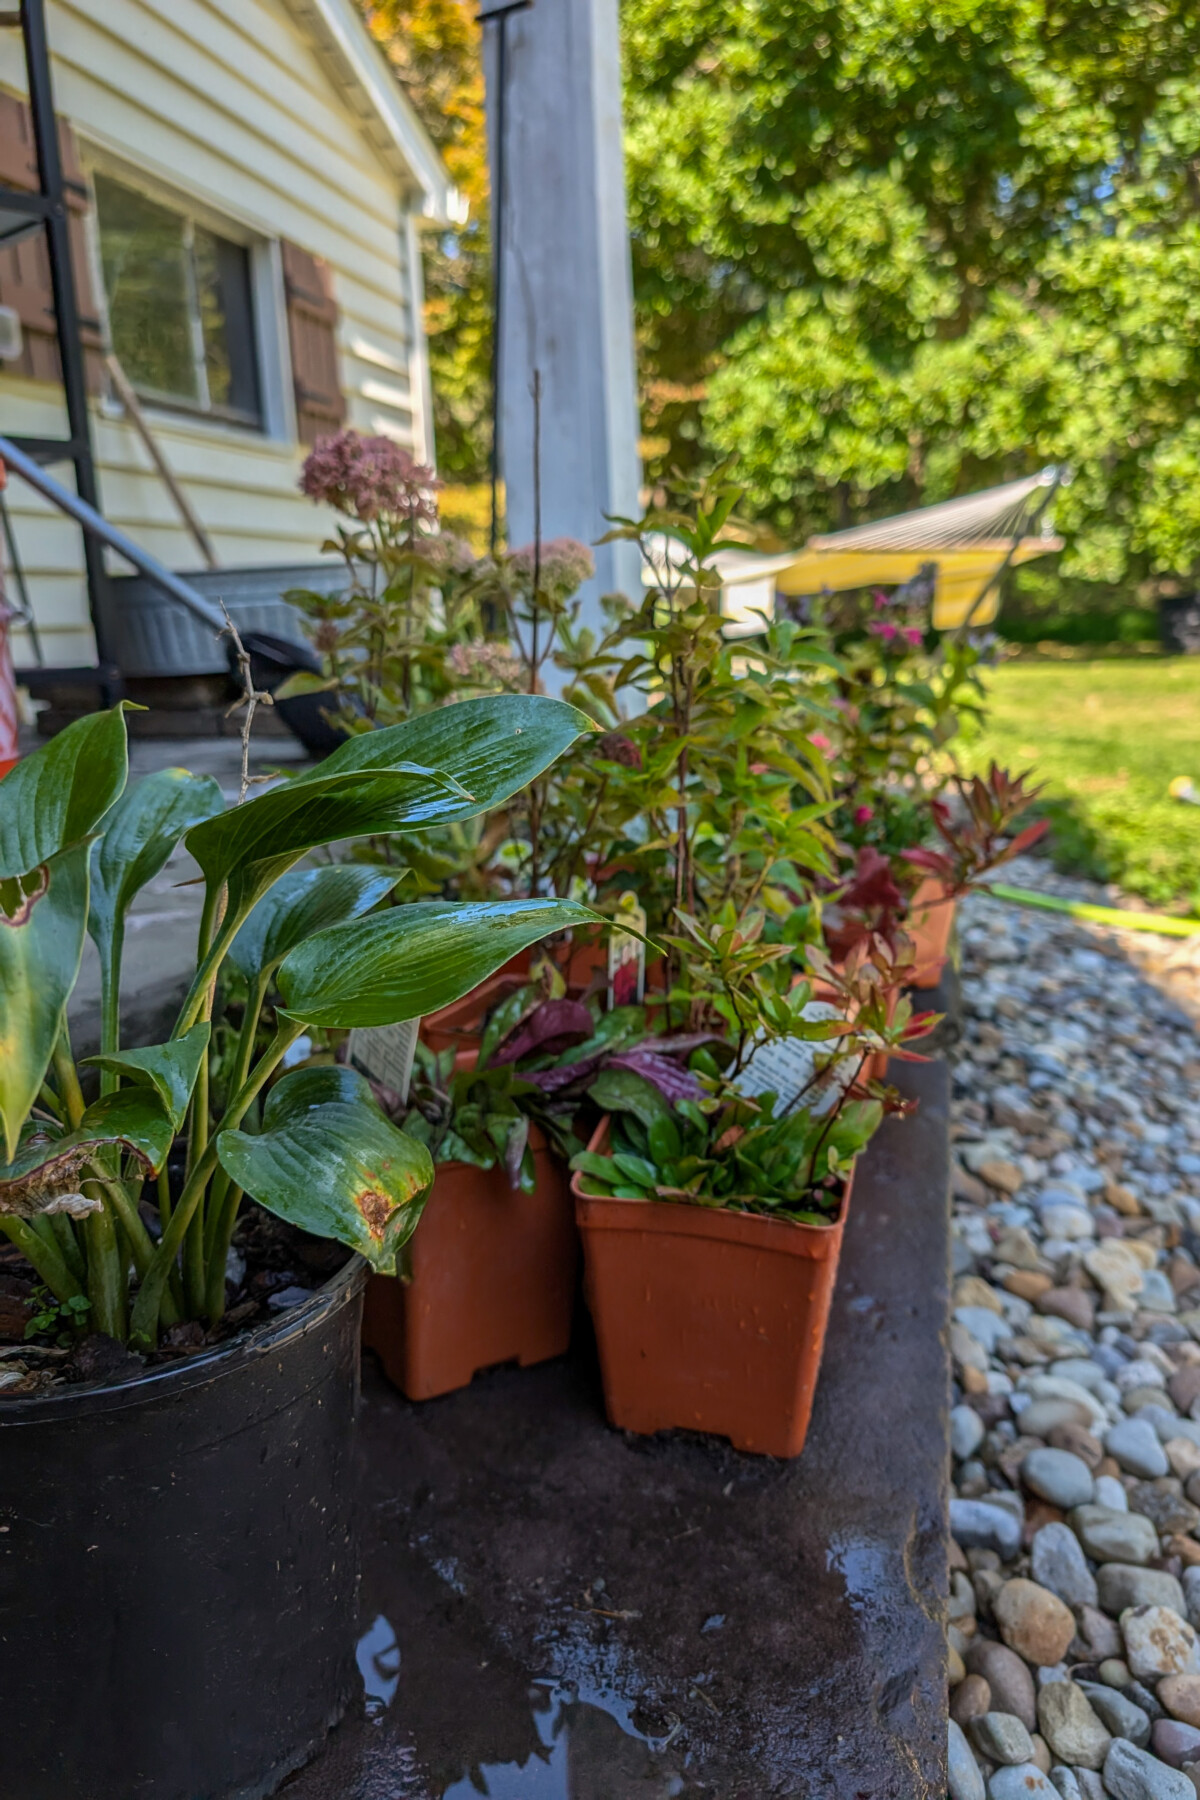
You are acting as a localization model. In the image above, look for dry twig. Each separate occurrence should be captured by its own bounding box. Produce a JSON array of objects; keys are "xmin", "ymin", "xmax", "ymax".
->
[{"xmin": 219, "ymin": 602, "xmax": 274, "ymax": 803}]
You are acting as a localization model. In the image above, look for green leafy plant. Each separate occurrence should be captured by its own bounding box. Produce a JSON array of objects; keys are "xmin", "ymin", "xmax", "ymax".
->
[
  {"xmin": 594, "ymin": 472, "xmax": 838, "ymax": 944},
  {"xmin": 569, "ymin": 914, "xmax": 935, "ymax": 1221},
  {"xmin": 283, "ymin": 429, "xmax": 488, "ymax": 728},
  {"xmin": 398, "ymin": 1044, "xmax": 540, "ymax": 1190},
  {"xmin": 570, "ymin": 1077, "xmax": 882, "ymax": 1226},
  {"xmin": 0, "ymin": 695, "xmax": 602, "ymax": 1351}
]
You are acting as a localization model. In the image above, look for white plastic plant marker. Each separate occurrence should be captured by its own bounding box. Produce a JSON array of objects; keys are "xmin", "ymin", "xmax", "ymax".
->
[
  {"xmin": 348, "ymin": 1019, "xmax": 420, "ymax": 1105},
  {"xmin": 733, "ymin": 1001, "xmax": 855, "ymax": 1117},
  {"xmin": 608, "ymin": 891, "xmax": 646, "ymax": 1008}
]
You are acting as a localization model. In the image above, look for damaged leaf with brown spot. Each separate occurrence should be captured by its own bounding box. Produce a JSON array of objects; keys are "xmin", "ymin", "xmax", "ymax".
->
[{"xmin": 215, "ymin": 1065, "xmax": 434, "ymax": 1274}]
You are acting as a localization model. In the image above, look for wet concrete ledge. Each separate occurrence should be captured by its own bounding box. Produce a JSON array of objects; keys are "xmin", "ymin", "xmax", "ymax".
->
[{"xmin": 287, "ymin": 1058, "xmax": 951, "ymax": 1800}]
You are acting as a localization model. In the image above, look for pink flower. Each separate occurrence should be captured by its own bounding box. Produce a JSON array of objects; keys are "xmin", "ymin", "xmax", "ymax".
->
[
  {"xmin": 300, "ymin": 430, "xmax": 440, "ymax": 525},
  {"xmin": 507, "ymin": 537, "xmax": 594, "ymax": 601},
  {"xmin": 854, "ymin": 804, "xmax": 875, "ymax": 825},
  {"xmin": 872, "ymin": 589, "xmax": 891, "ymax": 610},
  {"xmin": 868, "ymin": 621, "xmax": 899, "ymax": 644},
  {"xmin": 903, "ymin": 627, "xmax": 924, "ymax": 648},
  {"xmin": 808, "ymin": 731, "xmax": 832, "ymax": 754},
  {"xmin": 424, "ymin": 532, "xmax": 477, "ymax": 576}
]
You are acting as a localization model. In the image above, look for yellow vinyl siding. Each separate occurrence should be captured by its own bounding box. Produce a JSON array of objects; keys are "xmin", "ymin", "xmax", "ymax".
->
[{"xmin": 0, "ymin": 0, "xmax": 427, "ymax": 668}]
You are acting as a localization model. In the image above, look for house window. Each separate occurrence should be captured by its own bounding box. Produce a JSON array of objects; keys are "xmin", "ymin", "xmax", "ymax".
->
[{"xmin": 93, "ymin": 172, "xmax": 262, "ymax": 427}]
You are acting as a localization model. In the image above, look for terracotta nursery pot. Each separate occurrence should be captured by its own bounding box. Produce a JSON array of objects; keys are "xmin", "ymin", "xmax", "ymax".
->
[
  {"xmin": 421, "ymin": 966, "xmax": 528, "ymax": 1055},
  {"xmin": 906, "ymin": 876, "xmax": 957, "ymax": 989},
  {"xmin": 362, "ymin": 1124, "xmax": 578, "ymax": 1400},
  {"xmin": 572, "ymin": 1120, "xmax": 852, "ymax": 1458}
]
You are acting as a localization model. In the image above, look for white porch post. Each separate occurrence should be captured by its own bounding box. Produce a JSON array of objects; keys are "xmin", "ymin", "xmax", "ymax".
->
[{"xmin": 482, "ymin": 0, "xmax": 643, "ymax": 651}]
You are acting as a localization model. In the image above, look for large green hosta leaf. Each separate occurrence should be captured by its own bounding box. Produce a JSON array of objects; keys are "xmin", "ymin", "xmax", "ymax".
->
[
  {"xmin": 88, "ymin": 767, "xmax": 224, "ymax": 969},
  {"xmin": 184, "ymin": 765, "xmax": 471, "ymax": 918},
  {"xmin": 227, "ymin": 865, "xmax": 402, "ymax": 983},
  {"xmin": 289, "ymin": 692, "xmax": 591, "ymax": 805},
  {"xmin": 276, "ymin": 896, "xmax": 601, "ymax": 1029},
  {"xmin": 0, "ymin": 706, "xmax": 129, "ymax": 880},
  {"xmin": 0, "ymin": 841, "xmax": 90, "ymax": 1163},
  {"xmin": 184, "ymin": 694, "xmax": 592, "ymax": 918},
  {"xmin": 83, "ymin": 1023, "xmax": 211, "ymax": 1133},
  {"xmin": 216, "ymin": 1066, "xmax": 433, "ymax": 1274}
]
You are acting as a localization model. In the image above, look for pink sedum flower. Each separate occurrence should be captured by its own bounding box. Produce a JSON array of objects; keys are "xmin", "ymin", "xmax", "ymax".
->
[
  {"xmin": 300, "ymin": 429, "xmax": 439, "ymax": 525},
  {"xmin": 903, "ymin": 626, "xmax": 924, "ymax": 648},
  {"xmin": 808, "ymin": 731, "xmax": 832, "ymax": 754},
  {"xmin": 868, "ymin": 620, "xmax": 899, "ymax": 644},
  {"xmin": 507, "ymin": 537, "xmax": 594, "ymax": 601},
  {"xmin": 854, "ymin": 804, "xmax": 875, "ymax": 825}
]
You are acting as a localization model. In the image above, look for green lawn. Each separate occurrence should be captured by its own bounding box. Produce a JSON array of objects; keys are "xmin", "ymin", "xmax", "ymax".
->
[{"xmin": 957, "ymin": 657, "xmax": 1200, "ymax": 909}]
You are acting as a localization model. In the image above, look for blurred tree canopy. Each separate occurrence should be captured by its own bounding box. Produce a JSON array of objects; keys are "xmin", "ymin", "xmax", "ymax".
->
[
  {"xmin": 626, "ymin": 0, "xmax": 1200, "ymax": 593},
  {"xmin": 363, "ymin": 0, "xmax": 493, "ymax": 483},
  {"xmin": 367, "ymin": 0, "xmax": 1200, "ymax": 599}
]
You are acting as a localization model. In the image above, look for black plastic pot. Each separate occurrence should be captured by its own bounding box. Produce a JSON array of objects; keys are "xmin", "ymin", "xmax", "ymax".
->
[{"xmin": 0, "ymin": 1259, "xmax": 367, "ymax": 1800}]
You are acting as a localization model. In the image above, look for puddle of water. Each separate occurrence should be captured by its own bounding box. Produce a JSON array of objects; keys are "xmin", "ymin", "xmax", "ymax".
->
[
  {"xmin": 826, "ymin": 1533, "xmax": 895, "ymax": 1614},
  {"xmin": 441, "ymin": 1679, "xmax": 687, "ymax": 1800},
  {"xmin": 354, "ymin": 1623, "xmax": 689, "ymax": 1800},
  {"xmin": 357, "ymin": 1613, "xmax": 402, "ymax": 1719}
]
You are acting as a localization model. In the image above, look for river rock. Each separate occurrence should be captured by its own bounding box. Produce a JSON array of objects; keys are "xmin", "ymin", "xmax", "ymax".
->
[
  {"xmin": 1106, "ymin": 1418, "xmax": 1171, "ymax": 1479},
  {"xmin": 988, "ymin": 1767, "xmax": 1057, "ymax": 1798},
  {"xmin": 954, "ymin": 1405, "xmax": 988, "ymax": 1461},
  {"xmin": 1071, "ymin": 1505, "xmax": 1159, "ymax": 1566},
  {"xmin": 1036, "ymin": 1681, "xmax": 1112, "ymax": 1770},
  {"xmin": 967, "ymin": 1640, "xmax": 1039, "ymax": 1730},
  {"xmin": 973, "ymin": 1711, "xmax": 1038, "ymax": 1764},
  {"xmin": 1077, "ymin": 1603, "xmax": 1124, "ymax": 1662},
  {"xmin": 1183, "ymin": 1566, "xmax": 1200, "ymax": 1628},
  {"xmin": 1085, "ymin": 1244, "xmax": 1147, "ymax": 1313},
  {"xmin": 1079, "ymin": 1681, "xmax": 1152, "ymax": 1748},
  {"xmin": 1021, "ymin": 1398, "xmax": 1097, "ymax": 1438},
  {"xmin": 994, "ymin": 1579, "xmax": 1077, "ymax": 1667},
  {"xmin": 1040, "ymin": 1286, "xmax": 1096, "ymax": 1331},
  {"xmin": 1031, "ymin": 1522, "xmax": 1098, "ymax": 1609},
  {"xmin": 1103, "ymin": 1736, "xmax": 1196, "ymax": 1799},
  {"xmin": 1122, "ymin": 1606, "xmax": 1200, "ymax": 1680},
  {"xmin": 953, "ymin": 1674, "xmax": 995, "ymax": 1728},
  {"xmin": 1023, "ymin": 1449, "xmax": 1095, "ymax": 1509},
  {"xmin": 1097, "ymin": 1567, "xmax": 1187, "ymax": 1617},
  {"xmin": 1094, "ymin": 1474, "xmax": 1130, "ymax": 1511},
  {"xmin": 952, "ymin": 1499, "xmax": 1024, "ymax": 1561},
  {"xmin": 949, "ymin": 1718, "xmax": 987, "ymax": 1800},
  {"xmin": 1159, "ymin": 1675, "xmax": 1200, "ymax": 1729},
  {"xmin": 1152, "ymin": 1720, "xmax": 1200, "ymax": 1769}
]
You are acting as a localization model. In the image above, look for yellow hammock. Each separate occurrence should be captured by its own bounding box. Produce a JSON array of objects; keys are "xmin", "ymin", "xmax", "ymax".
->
[{"xmin": 666, "ymin": 469, "xmax": 1065, "ymax": 632}]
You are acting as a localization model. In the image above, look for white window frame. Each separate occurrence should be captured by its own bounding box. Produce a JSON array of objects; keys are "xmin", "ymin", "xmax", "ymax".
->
[{"xmin": 79, "ymin": 146, "xmax": 292, "ymax": 443}]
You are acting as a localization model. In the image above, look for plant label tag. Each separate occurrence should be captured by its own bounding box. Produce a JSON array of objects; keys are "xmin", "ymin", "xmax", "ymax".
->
[
  {"xmin": 348, "ymin": 1019, "xmax": 420, "ymax": 1105},
  {"xmin": 608, "ymin": 891, "xmax": 647, "ymax": 1008},
  {"xmin": 733, "ymin": 1002, "xmax": 854, "ymax": 1117}
]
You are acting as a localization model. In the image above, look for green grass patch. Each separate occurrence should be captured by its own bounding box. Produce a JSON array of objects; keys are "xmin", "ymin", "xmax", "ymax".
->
[{"xmin": 956, "ymin": 657, "xmax": 1200, "ymax": 909}]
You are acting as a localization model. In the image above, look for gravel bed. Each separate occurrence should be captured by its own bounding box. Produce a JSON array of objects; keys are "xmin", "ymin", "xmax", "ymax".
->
[{"xmin": 947, "ymin": 857, "xmax": 1200, "ymax": 1800}]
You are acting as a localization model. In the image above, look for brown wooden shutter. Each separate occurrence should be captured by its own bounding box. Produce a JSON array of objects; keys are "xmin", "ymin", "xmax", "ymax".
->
[
  {"xmin": 281, "ymin": 240, "xmax": 346, "ymax": 445},
  {"xmin": 0, "ymin": 94, "xmax": 103, "ymax": 389}
]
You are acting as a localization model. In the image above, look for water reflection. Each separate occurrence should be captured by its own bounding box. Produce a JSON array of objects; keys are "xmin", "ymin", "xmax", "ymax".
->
[
  {"xmin": 357, "ymin": 1613, "xmax": 402, "ymax": 1719},
  {"xmin": 441, "ymin": 1679, "xmax": 687, "ymax": 1800}
]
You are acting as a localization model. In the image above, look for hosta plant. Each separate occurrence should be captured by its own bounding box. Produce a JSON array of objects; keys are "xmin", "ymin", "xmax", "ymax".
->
[{"xmin": 0, "ymin": 695, "xmax": 600, "ymax": 1351}]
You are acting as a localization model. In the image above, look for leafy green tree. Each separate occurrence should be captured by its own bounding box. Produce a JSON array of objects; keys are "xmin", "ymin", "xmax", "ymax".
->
[
  {"xmin": 363, "ymin": 1, "xmax": 493, "ymax": 484},
  {"xmin": 625, "ymin": 0, "xmax": 1200, "ymax": 589}
]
